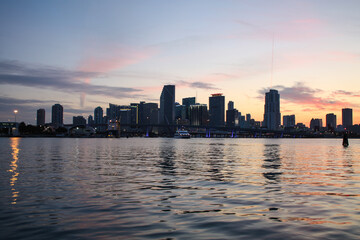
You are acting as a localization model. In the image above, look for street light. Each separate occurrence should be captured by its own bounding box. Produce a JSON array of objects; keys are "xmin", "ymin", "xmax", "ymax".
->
[{"xmin": 14, "ymin": 110, "xmax": 18, "ymax": 122}]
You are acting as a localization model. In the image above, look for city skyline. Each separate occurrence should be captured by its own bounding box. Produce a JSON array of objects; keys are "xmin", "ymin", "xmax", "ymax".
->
[
  {"xmin": 1, "ymin": 1, "xmax": 360, "ymax": 124},
  {"xmin": 31, "ymin": 88, "xmax": 355, "ymax": 130}
]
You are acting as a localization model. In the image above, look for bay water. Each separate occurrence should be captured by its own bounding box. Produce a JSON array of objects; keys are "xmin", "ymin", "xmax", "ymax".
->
[{"xmin": 1, "ymin": 137, "xmax": 360, "ymax": 239}]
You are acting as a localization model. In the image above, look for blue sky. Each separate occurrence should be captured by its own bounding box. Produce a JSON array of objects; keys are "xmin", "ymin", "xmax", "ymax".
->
[{"xmin": 1, "ymin": 0, "xmax": 360, "ymax": 125}]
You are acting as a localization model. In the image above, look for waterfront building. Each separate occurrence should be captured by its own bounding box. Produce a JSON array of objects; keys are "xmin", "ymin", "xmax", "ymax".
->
[
  {"xmin": 160, "ymin": 85, "xmax": 175, "ymax": 125},
  {"xmin": 209, "ymin": 93, "xmax": 225, "ymax": 126},
  {"xmin": 263, "ymin": 89, "xmax": 281, "ymax": 130},
  {"xmin": 130, "ymin": 103, "xmax": 140, "ymax": 124},
  {"xmin": 226, "ymin": 101, "xmax": 238, "ymax": 127},
  {"xmin": 51, "ymin": 104, "xmax": 63, "ymax": 127},
  {"xmin": 342, "ymin": 108, "xmax": 353, "ymax": 129},
  {"xmin": 143, "ymin": 102, "xmax": 159, "ymax": 125},
  {"xmin": 238, "ymin": 113, "xmax": 246, "ymax": 128},
  {"xmin": 310, "ymin": 118, "xmax": 323, "ymax": 131},
  {"xmin": 73, "ymin": 116, "xmax": 86, "ymax": 127},
  {"xmin": 119, "ymin": 109, "xmax": 132, "ymax": 124},
  {"xmin": 182, "ymin": 97, "xmax": 196, "ymax": 120},
  {"xmin": 182, "ymin": 97, "xmax": 196, "ymax": 108},
  {"xmin": 107, "ymin": 103, "xmax": 119, "ymax": 121},
  {"xmin": 326, "ymin": 113, "xmax": 337, "ymax": 131},
  {"xmin": 88, "ymin": 115, "xmax": 94, "ymax": 126},
  {"xmin": 37, "ymin": 108, "xmax": 45, "ymax": 126},
  {"xmin": 246, "ymin": 113, "xmax": 251, "ymax": 122},
  {"xmin": 283, "ymin": 115, "xmax": 295, "ymax": 128},
  {"xmin": 189, "ymin": 104, "xmax": 208, "ymax": 126},
  {"xmin": 175, "ymin": 104, "xmax": 186, "ymax": 122},
  {"xmin": 94, "ymin": 106, "xmax": 103, "ymax": 124}
]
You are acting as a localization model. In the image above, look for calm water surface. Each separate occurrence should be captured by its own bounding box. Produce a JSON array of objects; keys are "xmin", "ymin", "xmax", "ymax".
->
[{"xmin": 1, "ymin": 138, "xmax": 360, "ymax": 239}]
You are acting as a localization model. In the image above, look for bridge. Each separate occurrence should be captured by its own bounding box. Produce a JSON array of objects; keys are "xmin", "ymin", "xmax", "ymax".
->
[{"xmin": 91, "ymin": 123, "xmax": 311, "ymax": 138}]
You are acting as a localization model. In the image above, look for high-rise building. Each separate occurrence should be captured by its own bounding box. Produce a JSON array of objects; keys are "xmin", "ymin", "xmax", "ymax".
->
[
  {"xmin": 94, "ymin": 106, "xmax": 103, "ymax": 125},
  {"xmin": 246, "ymin": 114, "xmax": 251, "ymax": 122},
  {"xmin": 37, "ymin": 108, "xmax": 45, "ymax": 126},
  {"xmin": 175, "ymin": 104, "xmax": 186, "ymax": 121},
  {"xmin": 182, "ymin": 97, "xmax": 196, "ymax": 120},
  {"xmin": 52, "ymin": 104, "xmax": 63, "ymax": 127},
  {"xmin": 263, "ymin": 89, "xmax": 281, "ymax": 130},
  {"xmin": 283, "ymin": 115, "xmax": 295, "ymax": 128},
  {"xmin": 160, "ymin": 85, "xmax": 175, "ymax": 125},
  {"xmin": 73, "ymin": 116, "xmax": 86, "ymax": 126},
  {"xmin": 88, "ymin": 115, "xmax": 94, "ymax": 126},
  {"xmin": 226, "ymin": 101, "xmax": 238, "ymax": 127},
  {"xmin": 342, "ymin": 108, "xmax": 353, "ymax": 129},
  {"xmin": 182, "ymin": 97, "xmax": 196, "ymax": 108},
  {"xmin": 209, "ymin": 93, "xmax": 225, "ymax": 126},
  {"xmin": 228, "ymin": 101, "xmax": 234, "ymax": 111},
  {"xmin": 310, "ymin": 118, "xmax": 322, "ymax": 131},
  {"xmin": 189, "ymin": 104, "xmax": 208, "ymax": 126},
  {"xmin": 143, "ymin": 103, "xmax": 159, "ymax": 125},
  {"xmin": 326, "ymin": 113, "xmax": 337, "ymax": 130}
]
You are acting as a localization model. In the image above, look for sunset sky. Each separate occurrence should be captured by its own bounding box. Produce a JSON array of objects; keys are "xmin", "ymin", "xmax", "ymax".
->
[{"xmin": 1, "ymin": 0, "xmax": 359, "ymax": 126}]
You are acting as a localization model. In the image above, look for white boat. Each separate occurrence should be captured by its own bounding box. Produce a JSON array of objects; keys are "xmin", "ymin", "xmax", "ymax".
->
[{"xmin": 174, "ymin": 129, "xmax": 191, "ymax": 138}]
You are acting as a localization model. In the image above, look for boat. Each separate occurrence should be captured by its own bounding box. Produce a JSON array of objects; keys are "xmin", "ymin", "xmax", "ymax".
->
[{"xmin": 174, "ymin": 129, "xmax": 191, "ymax": 138}]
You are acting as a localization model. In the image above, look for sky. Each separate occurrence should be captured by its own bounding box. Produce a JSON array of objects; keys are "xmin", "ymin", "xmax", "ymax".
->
[{"xmin": 0, "ymin": 0, "xmax": 359, "ymax": 126}]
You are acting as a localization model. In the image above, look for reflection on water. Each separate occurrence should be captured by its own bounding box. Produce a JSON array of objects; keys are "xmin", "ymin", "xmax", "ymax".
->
[
  {"xmin": 1, "ymin": 138, "xmax": 360, "ymax": 239},
  {"xmin": 8, "ymin": 138, "xmax": 20, "ymax": 204},
  {"xmin": 262, "ymin": 144, "xmax": 282, "ymax": 182}
]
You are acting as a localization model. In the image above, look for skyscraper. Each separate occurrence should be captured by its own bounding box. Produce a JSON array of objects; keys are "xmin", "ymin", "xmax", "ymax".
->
[
  {"xmin": 94, "ymin": 106, "xmax": 103, "ymax": 125},
  {"xmin": 160, "ymin": 85, "xmax": 175, "ymax": 125},
  {"xmin": 182, "ymin": 97, "xmax": 196, "ymax": 107},
  {"xmin": 263, "ymin": 89, "xmax": 281, "ymax": 130},
  {"xmin": 182, "ymin": 97, "xmax": 196, "ymax": 120},
  {"xmin": 310, "ymin": 118, "xmax": 323, "ymax": 131},
  {"xmin": 342, "ymin": 108, "xmax": 353, "ymax": 129},
  {"xmin": 226, "ymin": 101, "xmax": 238, "ymax": 127},
  {"xmin": 209, "ymin": 93, "xmax": 225, "ymax": 126},
  {"xmin": 88, "ymin": 115, "xmax": 94, "ymax": 126},
  {"xmin": 37, "ymin": 108, "xmax": 45, "ymax": 126},
  {"xmin": 52, "ymin": 104, "xmax": 63, "ymax": 127},
  {"xmin": 326, "ymin": 113, "xmax": 337, "ymax": 130},
  {"xmin": 283, "ymin": 115, "xmax": 295, "ymax": 128},
  {"xmin": 189, "ymin": 104, "xmax": 208, "ymax": 126}
]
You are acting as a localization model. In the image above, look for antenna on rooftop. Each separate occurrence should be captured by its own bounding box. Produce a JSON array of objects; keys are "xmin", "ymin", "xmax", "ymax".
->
[{"xmin": 271, "ymin": 33, "xmax": 275, "ymax": 89}]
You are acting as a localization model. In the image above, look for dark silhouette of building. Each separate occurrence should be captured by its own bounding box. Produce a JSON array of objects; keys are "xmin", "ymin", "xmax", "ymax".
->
[
  {"xmin": 263, "ymin": 89, "xmax": 281, "ymax": 130},
  {"xmin": 182, "ymin": 97, "xmax": 196, "ymax": 107},
  {"xmin": 326, "ymin": 113, "xmax": 337, "ymax": 131},
  {"xmin": 226, "ymin": 101, "xmax": 238, "ymax": 127},
  {"xmin": 342, "ymin": 108, "xmax": 353, "ymax": 129},
  {"xmin": 94, "ymin": 106, "xmax": 103, "ymax": 124},
  {"xmin": 182, "ymin": 97, "xmax": 196, "ymax": 121},
  {"xmin": 138, "ymin": 102, "xmax": 159, "ymax": 125},
  {"xmin": 88, "ymin": 115, "xmax": 94, "ymax": 126},
  {"xmin": 189, "ymin": 104, "xmax": 208, "ymax": 126},
  {"xmin": 160, "ymin": 85, "xmax": 175, "ymax": 125},
  {"xmin": 175, "ymin": 104, "xmax": 186, "ymax": 123},
  {"xmin": 209, "ymin": 93, "xmax": 225, "ymax": 126},
  {"xmin": 283, "ymin": 115, "xmax": 295, "ymax": 128},
  {"xmin": 52, "ymin": 104, "xmax": 63, "ymax": 127},
  {"xmin": 37, "ymin": 108, "xmax": 45, "ymax": 126},
  {"xmin": 73, "ymin": 116, "xmax": 86, "ymax": 127},
  {"xmin": 310, "ymin": 118, "xmax": 322, "ymax": 131}
]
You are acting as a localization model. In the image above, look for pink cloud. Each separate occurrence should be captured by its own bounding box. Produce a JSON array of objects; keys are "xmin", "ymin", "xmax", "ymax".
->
[
  {"xmin": 260, "ymin": 82, "xmax": 358, "ymax": 111},
  {"xmin": 77, "ymin": 45, "xmax": 157, "ymax": 107},
  {"xmin": 79, "ymin": 46, "xmax": 156, "ymax": 73}
]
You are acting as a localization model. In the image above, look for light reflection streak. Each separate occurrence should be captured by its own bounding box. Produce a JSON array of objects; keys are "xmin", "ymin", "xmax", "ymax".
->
[
  {"xmin": 270, "ymin": 216, "xmax": 351, "ymax": 225},
  {"xmin": 8, "ymin": 138, "xmax": 20, "ymax": 204}
]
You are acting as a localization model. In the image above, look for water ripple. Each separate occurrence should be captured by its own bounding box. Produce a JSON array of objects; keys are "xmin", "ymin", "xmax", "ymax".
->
[{"xmin": 1, "ymin": 138, "xmax": 360, "ymax": 239}]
